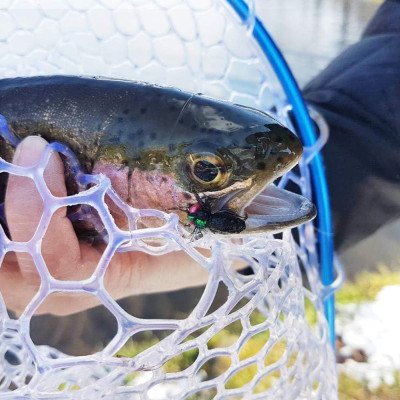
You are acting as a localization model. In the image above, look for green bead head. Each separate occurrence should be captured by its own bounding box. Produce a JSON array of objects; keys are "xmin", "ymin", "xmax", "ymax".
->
[{"xmin": 195, "ymin": 218, "xmax": 207, "ymax": 229}]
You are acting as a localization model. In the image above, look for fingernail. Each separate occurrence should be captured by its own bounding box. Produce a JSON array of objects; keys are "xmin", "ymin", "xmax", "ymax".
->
[{"xmin": 13, "ymin": 136, "xmax": 48, "ymax": 167}]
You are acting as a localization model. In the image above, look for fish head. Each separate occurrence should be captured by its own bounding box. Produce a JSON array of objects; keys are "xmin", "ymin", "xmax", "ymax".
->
[
  {"xmin": 168, "ymin": 95, "xmax": 316, "ymax": 234},
  {"xmin": 92, "ymin": 90, "xmax": 316, "ymax": 235}
]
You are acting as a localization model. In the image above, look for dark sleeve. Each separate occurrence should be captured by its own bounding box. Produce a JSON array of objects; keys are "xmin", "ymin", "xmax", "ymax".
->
[
  {"xmin": 363, "ymin": 0, "xmax": 400, "ymax": 37},
  {"xmin": 302, "ymin": 0, "xmax": 400, "ymax": 252}
]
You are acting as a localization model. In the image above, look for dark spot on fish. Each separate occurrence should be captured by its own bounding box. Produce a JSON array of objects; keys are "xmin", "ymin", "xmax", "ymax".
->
[
  {"xmin": 118, "ymin": 129, "xmax": 123, "ymax": 134},
  {"xmin": 150, "ymin": 131, "xmax": 157, "ymax": 140},
  {"xmin": 169, "ymin": 104, "xmax": 177, "ymax": 111},
  {"xmin": 168, "ymin": 143, "xmax": 176, "ymax": 152},
  {"xmin": 276, "ymin": 136, "xmax": 283, "ymax": 143},
  {"xmin": 140, "ymin": 108, "xmax": 147, "ymax": 114},
  {"xmin": 97, "ymin": 123, "xmax": 102, "ymax": 130},
  {"xmin": 200, "ymin": 127, "xmax": 206, "ymax": 133},
  {"xmin": 256, "ymin": 161, "xmax": 266, "ymax": 170},
  {"xmin": 289, "ymin": 135, "xmax": 296, "ymax": 142},
  {"xmin": 178, "ymin": 118, "xmax": 184, "ymax": 124},
  {"xmin": 161, "ymin": 177, "xmax": 167, "ymax": 183},
  {"xmin": 246, "ymin": 132, "xmax": 268, "ymax": 145},
  {"xmin": 118, "ymin": 117, "xmax": 123, "ymax": 123},
  {"xmin": 277, "ymin": 156, "xmax": 284, "ymax": 163},
  {"xmin": 183, "ymin": 192, "xmax": 192, "ymax": 200},
  {"xmin": 123, "ymin": 109, "xmax": 130, "ymax": 115},
  {"xmin": 136, "ymin": 128, "xmax": 144, "ymax": 135}
]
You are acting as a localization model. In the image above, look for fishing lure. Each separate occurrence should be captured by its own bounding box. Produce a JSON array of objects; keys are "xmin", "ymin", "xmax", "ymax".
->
[{"xmin": 187, "ymin": 194, "xmax": 246, "ymax": 239}]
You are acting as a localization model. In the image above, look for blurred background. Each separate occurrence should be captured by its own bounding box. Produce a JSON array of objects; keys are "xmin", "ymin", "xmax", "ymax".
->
[
  {"xmin": 261, "ymin": 0, "xmax": 381, "ymax": 86},
  {"xmin": 266, "ymin": 1, "xmax": 400, "ymax": 285}
]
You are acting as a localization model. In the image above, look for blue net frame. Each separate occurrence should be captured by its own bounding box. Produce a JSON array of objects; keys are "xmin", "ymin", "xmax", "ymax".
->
[{"xmin": 227, "ymin": 0, "xmax": 335, "ymax": 347}]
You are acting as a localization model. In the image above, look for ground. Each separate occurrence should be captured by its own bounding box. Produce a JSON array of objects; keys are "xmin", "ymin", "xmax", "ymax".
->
[{"xmin": 336, "ymin": 268, "xmax": 400, "ymax": 399}]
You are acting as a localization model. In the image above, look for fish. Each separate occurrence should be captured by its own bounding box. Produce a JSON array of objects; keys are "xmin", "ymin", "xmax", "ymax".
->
[{"xmin": 0, "ymin": 75, "xmax": 316, "ymax": 237}]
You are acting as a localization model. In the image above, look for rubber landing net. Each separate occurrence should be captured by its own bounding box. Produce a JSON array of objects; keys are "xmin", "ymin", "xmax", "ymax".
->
[{"xmin": 0, "ymin": 0, "xmax": 337, "ymax": 399}]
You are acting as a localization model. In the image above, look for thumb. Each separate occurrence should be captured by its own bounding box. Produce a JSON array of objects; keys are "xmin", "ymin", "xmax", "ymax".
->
[{"xmin": 5, "ymin": 136, "xmax": 81, "ymax": 278}]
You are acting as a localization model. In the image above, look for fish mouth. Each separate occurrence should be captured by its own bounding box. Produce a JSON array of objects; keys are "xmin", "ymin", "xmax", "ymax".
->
[
  {"xmin": 203, "ymin": 182, "xmax": 316, "ymax": 234},
  {"xmin": 242, "ymin": 184, "xmax": 316, "ymax": 233}
]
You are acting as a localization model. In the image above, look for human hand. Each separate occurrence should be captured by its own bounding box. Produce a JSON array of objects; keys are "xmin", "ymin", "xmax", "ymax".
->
[{"xmin": 0, "ymin": 136, "xmax": 211, "ymax": 316}]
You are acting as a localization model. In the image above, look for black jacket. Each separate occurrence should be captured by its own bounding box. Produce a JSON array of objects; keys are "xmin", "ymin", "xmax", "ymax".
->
[{"xmin": 303, "ymin": 0, "xmax": 400, "ymax": 253}]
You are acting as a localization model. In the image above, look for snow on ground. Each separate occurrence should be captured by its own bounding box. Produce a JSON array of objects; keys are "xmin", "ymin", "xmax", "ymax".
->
[{"xmin": 336, "ymin": 285, "xmax": 400, "ymax": 389}]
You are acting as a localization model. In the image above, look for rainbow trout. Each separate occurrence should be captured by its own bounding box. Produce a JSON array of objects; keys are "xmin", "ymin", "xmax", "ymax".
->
[{"xmin": 0, "ymin": 76, "xmax": 315, "ymax": 236}]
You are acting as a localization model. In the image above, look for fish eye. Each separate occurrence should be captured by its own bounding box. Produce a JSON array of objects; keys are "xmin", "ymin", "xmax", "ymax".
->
[
  {"xmin": 186, "ymin": 153, "xmax": 229, "ymax": 188},
  {"xmin": 193, "ymin": 160, "xmax": 218, "ymax": 182}
]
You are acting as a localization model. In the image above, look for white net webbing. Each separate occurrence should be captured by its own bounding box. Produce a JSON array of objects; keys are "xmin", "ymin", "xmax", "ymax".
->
[{"xmin": 0, "ymin": 0, "xmax": 337, "ymax": 399}]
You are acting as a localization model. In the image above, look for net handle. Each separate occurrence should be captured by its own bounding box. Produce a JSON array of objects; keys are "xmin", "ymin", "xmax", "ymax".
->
[{"xmin": 226, "ymin": 0, "xmax": 336, "ymax": 348}]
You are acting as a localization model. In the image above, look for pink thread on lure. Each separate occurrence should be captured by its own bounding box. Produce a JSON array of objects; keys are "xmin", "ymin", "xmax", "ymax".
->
[{"xmin": 189, "ymin": 203, "xmax": 201, "ymax": 214}]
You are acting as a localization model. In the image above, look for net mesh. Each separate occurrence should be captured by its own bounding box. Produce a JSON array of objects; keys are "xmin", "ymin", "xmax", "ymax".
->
[{"xmin": 0, "ymin": 0, "xmax": 337, "ymax": 398}]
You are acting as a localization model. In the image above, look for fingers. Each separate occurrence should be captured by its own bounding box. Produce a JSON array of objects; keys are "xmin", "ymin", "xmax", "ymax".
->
[
  {"xmin": 5, "ymin": 136, "xmax": 82, "ymax": 278},
  {"xmin": 106, "ymin": 248, "xmax": 211, "ymax": 301},
  {"xmin": 3, "ymin": 136, "xmax": 215, "ymax": 316}
]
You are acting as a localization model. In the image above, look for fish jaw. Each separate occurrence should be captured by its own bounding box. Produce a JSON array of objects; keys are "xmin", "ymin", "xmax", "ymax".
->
[
  {"xmin": 200, "ymin": 180, "xmax": 316, "ymax": 235},
  {"xmin": 242, "ymin": 184, "xmax": 317, "ymax": 234}
]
